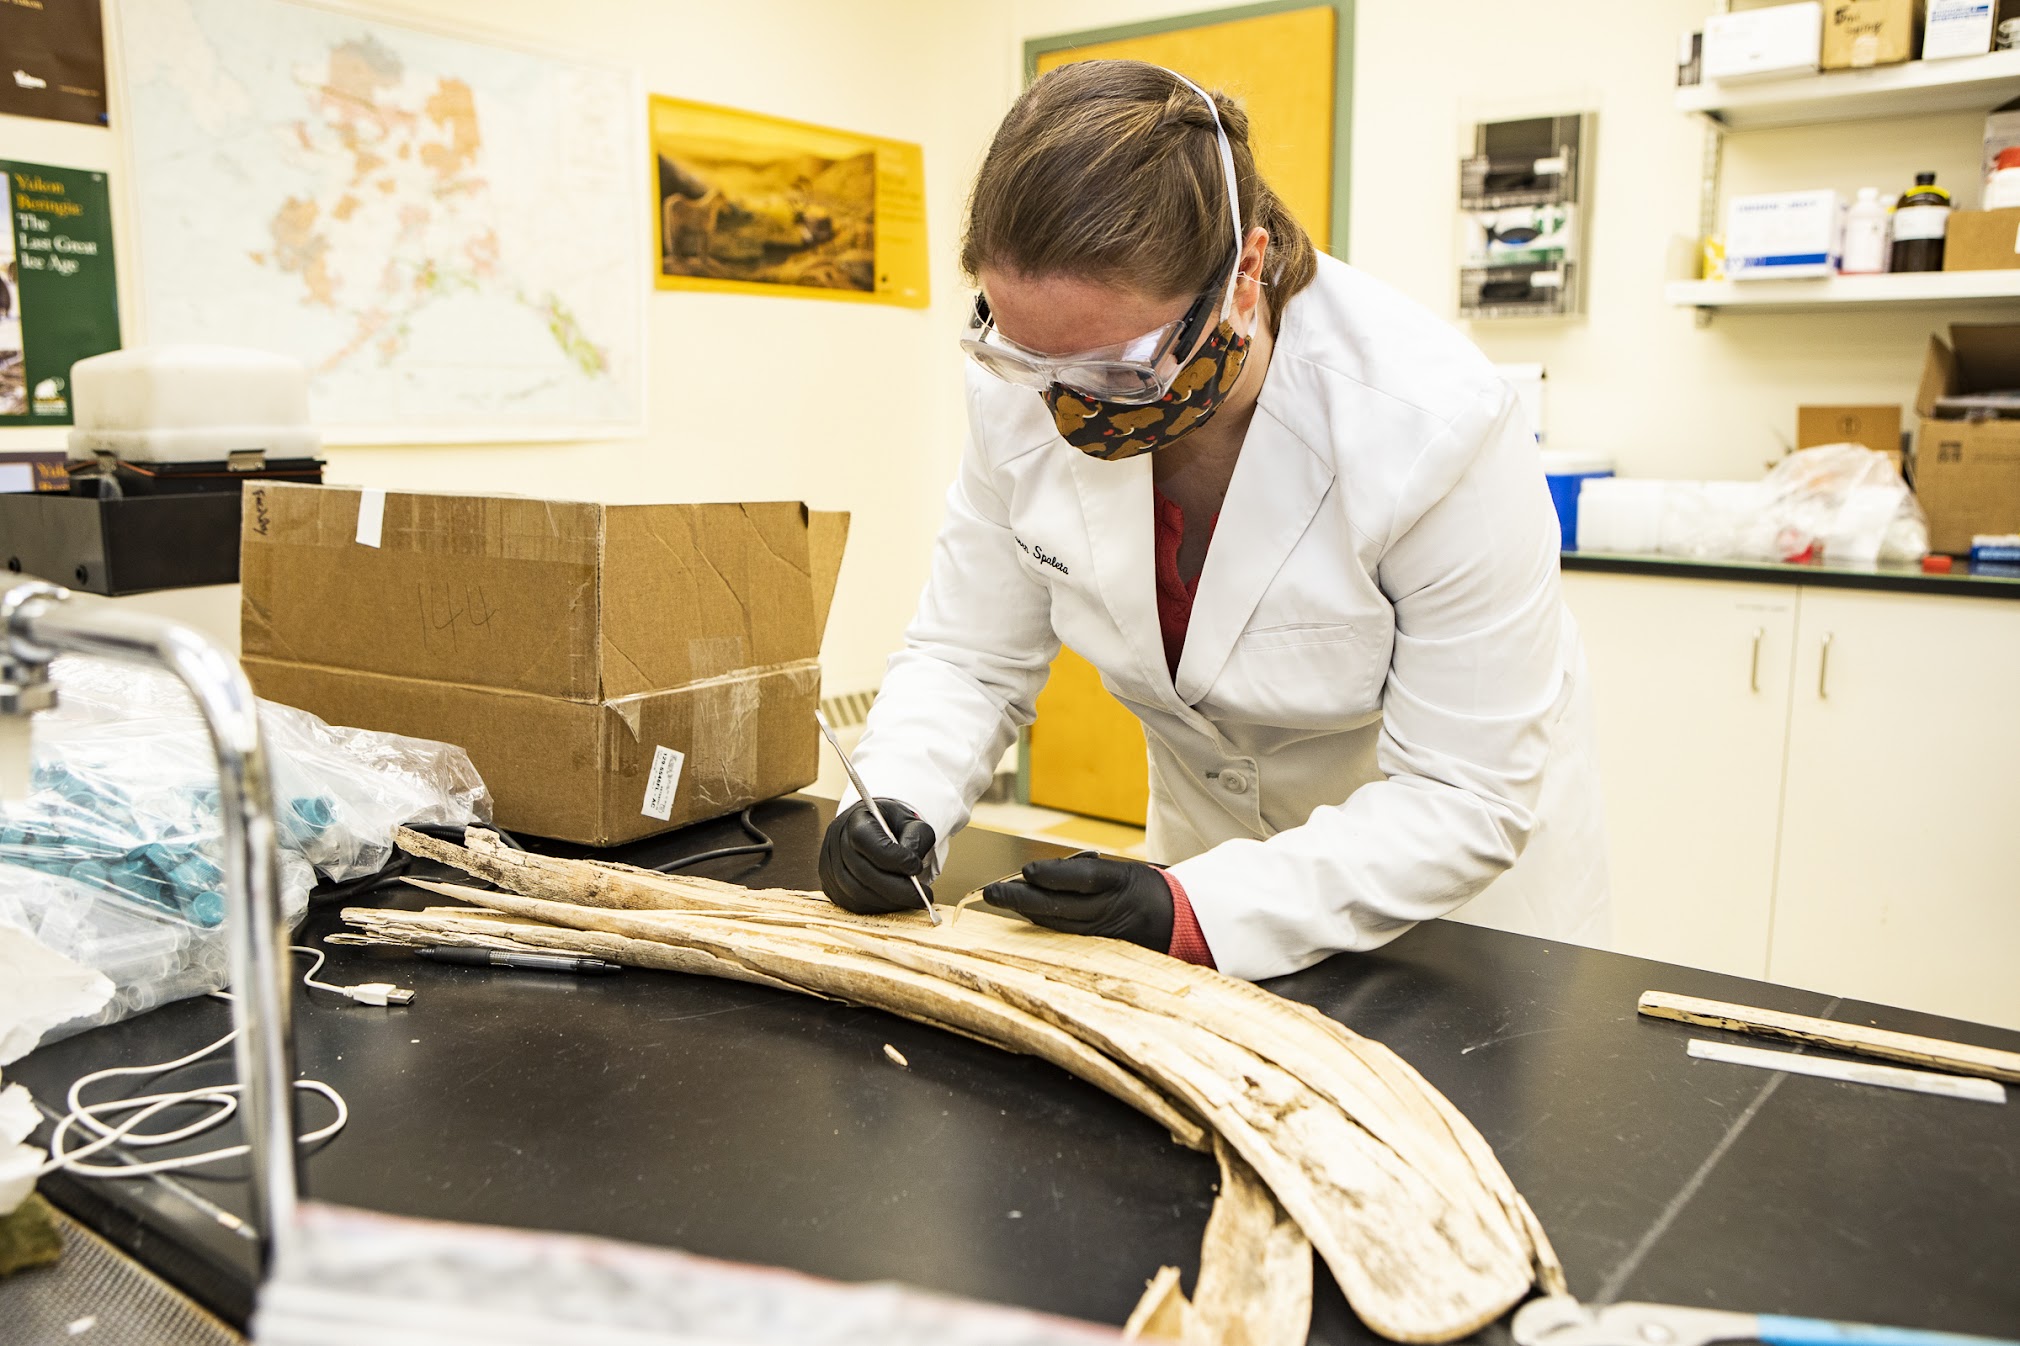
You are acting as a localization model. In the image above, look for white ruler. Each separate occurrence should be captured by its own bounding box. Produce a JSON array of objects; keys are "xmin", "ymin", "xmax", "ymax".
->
[{"xmin": 1688, "ymin": 1038, "xmax": 2008, "ymax": 1104}]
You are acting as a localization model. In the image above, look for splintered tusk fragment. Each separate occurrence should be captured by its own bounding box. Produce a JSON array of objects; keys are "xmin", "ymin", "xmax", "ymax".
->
[{"xmin": 884, "ymin": 1044, "xmax": 909, "ymax": 1068}]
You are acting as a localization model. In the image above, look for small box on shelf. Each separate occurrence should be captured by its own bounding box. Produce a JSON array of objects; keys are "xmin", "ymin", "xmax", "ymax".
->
[
  {"xmin": 1799, "ymin": 404, "xmax": 1904, "ymax": 470},
  {"xmin": 1924, "ymin": 0, "xmax": 1997, "ymax": 60},
  {"xmin": 1944, "ymin": 208, "xmax": 2020, "ymax": 268},
  {"xmin": 1823, "ymin": 0, "xmax": 1923, "ymax": 68},
  {"xmin": 1703, "ymin": 2, "xmax": 1823, "ymax": 81},
  {"xmin": 1726, "ymin": 190, "xmax": 1843, "ymax": 280}
]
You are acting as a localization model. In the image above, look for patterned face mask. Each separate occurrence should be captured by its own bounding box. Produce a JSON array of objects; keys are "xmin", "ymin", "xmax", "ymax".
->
[{"xmin": 1042, "ymin": 320, "xmax": 1251, "ymax": 461}]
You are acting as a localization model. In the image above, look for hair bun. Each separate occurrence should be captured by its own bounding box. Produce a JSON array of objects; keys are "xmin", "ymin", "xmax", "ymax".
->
[{"xmin": 1156, "ymin": 89, "xmax": 1218, "ymax": 132}]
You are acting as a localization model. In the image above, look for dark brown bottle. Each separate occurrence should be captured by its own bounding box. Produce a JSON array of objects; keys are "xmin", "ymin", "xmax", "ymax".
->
[{"xmin": 1888, "ymin": 172, "xmax": 1951, "ymax": 273}]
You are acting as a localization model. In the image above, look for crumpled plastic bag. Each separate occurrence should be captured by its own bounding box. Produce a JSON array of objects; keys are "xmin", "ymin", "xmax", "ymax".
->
[
  {"xmin": 35, "ymin": 656, "xmax": 490, "ymax": 885},
  {"xmin": 1751, "ymin": 442, "xmax": 1927, "ymax": 564},
  {"xmin": 0, "ymin": 656, "xmax": 491, "ymax": 1049}
]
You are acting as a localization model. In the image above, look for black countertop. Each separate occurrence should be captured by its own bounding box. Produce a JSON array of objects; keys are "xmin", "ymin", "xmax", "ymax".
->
[
  {"xmin": 11, "ymin": 797, "xmax": 2020, "ymax": 1341},
  {"xmin": 1562, "ymin": 550, "xmax": 2020, "ymax": 598}
]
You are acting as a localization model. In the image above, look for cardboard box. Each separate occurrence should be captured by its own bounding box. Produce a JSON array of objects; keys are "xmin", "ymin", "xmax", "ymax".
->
[
  {"xmin": 1924, "ymin": 0, "xmax": 1995, "ymax": 58},
  {"xmin": 1822, "ymin": 0, "xmax": 1922, "ymax": 67},
  {"xmin": 1727, "ymin": 189, "xmax": 1844, "ymax": 279},
  {"xmin": 1798, "ymin": 404, "xmax": 1904, "ymax": 468},
  {"xmin": 1912, "ymin": 325, "xmax": 2020, "ymax": 552},
  {"xmin": 1943, "ymin": 207, "xmax": 2020, "ymax": 269},
  {"xmin": 240, "ymin": 484, "xmax": 848, "ymax": 845},
  {"xmin": 1703, "ymin": 3, "xmax": 1823, "ymax": 80}
]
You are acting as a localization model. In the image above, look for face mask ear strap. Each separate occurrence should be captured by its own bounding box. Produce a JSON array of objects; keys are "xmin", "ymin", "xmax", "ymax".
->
[{"xmin": 1165, "ymin": 70, "xmax": 1245, "ymax": 315}]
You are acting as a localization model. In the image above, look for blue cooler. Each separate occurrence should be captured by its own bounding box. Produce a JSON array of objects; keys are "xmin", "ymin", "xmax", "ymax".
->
[{"xmin": 1540, "ymin": 453, "xmax": 1615, "ymax": 552}]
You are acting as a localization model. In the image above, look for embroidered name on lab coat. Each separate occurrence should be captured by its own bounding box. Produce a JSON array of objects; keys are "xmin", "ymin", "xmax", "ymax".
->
[{"xmin": 1013, "ymin": 537, "xmax": 1069, "ymax": 576}]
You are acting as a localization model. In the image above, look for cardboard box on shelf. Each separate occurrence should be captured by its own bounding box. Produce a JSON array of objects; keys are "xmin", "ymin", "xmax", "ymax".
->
[
  {"xmin": 239, "ymin": 483, "xmax": 849, "ymax": 846},
  {"xmin": 1822, "ymin": 0, "xmax": 1922, "ymax": 67},
  {"xmin": 1943, "ymin": 208, "xmax": 2020, "ymax": 269},
  {"xmin": 1797, "ymin": 404, "xmax": 1904, "ymax": 468},
  {"xmin": 1912, "ymin": 325, "xmax": 2020, "ymax": 552},
  {"xmin": 1702, "ymin": 2, "xmax": 1823, "ymax": 80}
]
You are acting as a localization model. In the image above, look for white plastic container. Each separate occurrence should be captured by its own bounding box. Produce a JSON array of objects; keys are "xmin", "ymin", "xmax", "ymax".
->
[
  {"xmin": 1840, "ymin": 188, "xmax": 1891, "ymax": 274},
  {"xmin": 1986, "ymin": 165, "xmax": 2020, "ymax": 209},
  {"xmin": 67, "ymin": 345, "xmax": 321, "ymax": 464}
]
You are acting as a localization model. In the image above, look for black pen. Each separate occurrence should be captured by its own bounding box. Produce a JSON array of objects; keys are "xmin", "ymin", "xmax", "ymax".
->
[{"xmin": 416, "ymin": 946, "xmax": 623, "ymax": 976}]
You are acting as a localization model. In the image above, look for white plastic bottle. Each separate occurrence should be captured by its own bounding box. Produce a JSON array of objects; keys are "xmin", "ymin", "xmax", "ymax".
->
[{"xmin": 1840, "ymin": 187, "xmax": 1890, "ymax": 275}]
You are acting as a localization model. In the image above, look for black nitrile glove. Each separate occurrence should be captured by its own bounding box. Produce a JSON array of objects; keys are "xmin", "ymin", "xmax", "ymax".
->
[
  {"xmin": 819, "ymin": 798, "xmax": 936, "ymax": 915},
  {"xmin": 982, "ymin": 852, "xmax": 1173, "ymax": 951}
]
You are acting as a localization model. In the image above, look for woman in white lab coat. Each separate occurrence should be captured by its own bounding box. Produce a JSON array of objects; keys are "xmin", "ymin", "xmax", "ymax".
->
[{"xmin": 818, "ymin": 60, "xmax": 1609, "ymax": 982}]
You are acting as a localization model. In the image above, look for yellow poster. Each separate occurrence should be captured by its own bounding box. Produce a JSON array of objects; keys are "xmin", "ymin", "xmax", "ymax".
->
[{"xmin": 648, "ymin": 95, "xmax": 928, "ymax": 308}]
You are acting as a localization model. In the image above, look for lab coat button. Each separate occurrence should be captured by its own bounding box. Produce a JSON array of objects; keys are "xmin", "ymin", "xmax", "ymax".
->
[{"xmin": 1219, "ymin": 769, "xmax": 1252, "ymax": 795}]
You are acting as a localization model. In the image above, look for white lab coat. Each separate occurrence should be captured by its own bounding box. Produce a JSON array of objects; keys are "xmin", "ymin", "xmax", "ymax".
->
[{"xmin": 852, "ymin": 253, "xmax": 1610, "ymax": 981}]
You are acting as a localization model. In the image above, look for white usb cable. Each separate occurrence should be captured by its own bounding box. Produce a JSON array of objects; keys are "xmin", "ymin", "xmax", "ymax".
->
[{"xmin": 34, "ymin": 944, "xmax": 409, "ymax": 1181}]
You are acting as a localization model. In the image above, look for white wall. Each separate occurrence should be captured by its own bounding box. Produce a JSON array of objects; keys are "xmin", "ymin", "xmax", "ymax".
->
[{"xmin": 0, "ymin": 0, "xmax": 1991, "ymax": 695}]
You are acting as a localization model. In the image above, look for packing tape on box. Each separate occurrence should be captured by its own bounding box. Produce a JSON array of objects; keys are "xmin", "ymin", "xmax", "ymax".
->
[
  {"xmin": 687, "ymin": 635, "xmax": 749, "ymax": 676},
  {"xmin": 608, "ymin": 659, "xmax": 822, "ymax": 815},
  {"xmin": 693, "ymin": 673, "xmax": 763, "ymax": 812}
]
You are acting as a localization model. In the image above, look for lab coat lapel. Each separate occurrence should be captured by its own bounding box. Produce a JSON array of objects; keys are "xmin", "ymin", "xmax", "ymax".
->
[
  {"xmin": 1173, "ymin": 404, "xmax": 1335, "ymax": 705},
  {"xmin": 1066, "ymin": 449, "xmax": 1180, "ymax": 709}
]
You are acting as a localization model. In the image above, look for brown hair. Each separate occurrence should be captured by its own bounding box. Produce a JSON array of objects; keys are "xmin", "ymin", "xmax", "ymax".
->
[{"xmin": 961, "ymin": 60, "xmax": 1320, "ymax": 330}]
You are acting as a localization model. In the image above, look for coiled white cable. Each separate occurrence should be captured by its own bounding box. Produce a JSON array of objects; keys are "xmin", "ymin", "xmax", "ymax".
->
[{"xmin": 33, "ymin": 945, "xmax": 404, "ymax": 1181}]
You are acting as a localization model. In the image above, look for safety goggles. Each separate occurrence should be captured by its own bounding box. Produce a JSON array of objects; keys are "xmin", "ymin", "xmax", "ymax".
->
[
  {"xmin": 960, "ymin": 69, "xmax": 1248, "ymax": 406},
  {"xmin": 959, "ymin": 244, "xmax": 1239, "ymax": 404}
]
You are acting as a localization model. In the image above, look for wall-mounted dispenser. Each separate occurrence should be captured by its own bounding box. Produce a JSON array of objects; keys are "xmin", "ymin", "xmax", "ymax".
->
[{"xmin": 1459, "ymin": 112, "xmax": 1593, "ymax": 320}]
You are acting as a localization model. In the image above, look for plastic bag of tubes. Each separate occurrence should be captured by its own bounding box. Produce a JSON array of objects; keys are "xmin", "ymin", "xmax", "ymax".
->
[
  {"xmin": 1575, "ymin": 444, "xmax": 1929, "ymax": 566},
  {"xmin": 0, "ymin": 656, "xmax": 489, "ymax": 1047}
]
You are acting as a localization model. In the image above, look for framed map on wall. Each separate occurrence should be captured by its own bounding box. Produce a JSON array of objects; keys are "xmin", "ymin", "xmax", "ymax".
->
[{"xmin": 116, "ymin": 0, "xmax": 645, "ymax": 444}]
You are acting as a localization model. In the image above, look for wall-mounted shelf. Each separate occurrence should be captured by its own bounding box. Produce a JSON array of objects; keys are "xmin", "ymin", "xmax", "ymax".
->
[
  {"xmin": 1679, "ymin": 48, "xmax": 2020, "ymax": 131},
  {"xmin": 1669, "ymin": 270, "xmax": 2020, "ymax": 312}
]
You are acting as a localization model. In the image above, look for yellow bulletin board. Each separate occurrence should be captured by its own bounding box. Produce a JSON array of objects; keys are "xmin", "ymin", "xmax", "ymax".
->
[
  {"xmin": 648, "ymin": 95, "xmax": 929, "ymax": 308},
  {"xmin": 1027, "ymin": 1, "xmax": 1351, "ymax": 256},
  {"xmin": 1022, "ymin": 3, "xmax": 1352, "ymax": 827}
]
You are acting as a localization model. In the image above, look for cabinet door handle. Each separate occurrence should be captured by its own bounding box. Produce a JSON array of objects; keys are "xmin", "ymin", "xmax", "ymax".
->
[
  {"xmin": 1750, "ymin": 627, "xmax": 1764, "ymax": 693},
  {"xmin": 1818, "ymin": 633, "xmax": 1834, "ymax": 699}
]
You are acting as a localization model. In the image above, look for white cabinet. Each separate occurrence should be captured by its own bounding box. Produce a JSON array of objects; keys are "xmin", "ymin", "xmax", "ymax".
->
[
  {"xmin": 1562, "ymin": 571, "xmax": 2020, "ymax": 1031},
  {"xmin": 1563, "ymin": 572, "xmax": 1796, "ymax": 978},
  {"xmin": 1771, "ymin": 589, "xmax": 2020, "ymax": 1029}
]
